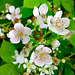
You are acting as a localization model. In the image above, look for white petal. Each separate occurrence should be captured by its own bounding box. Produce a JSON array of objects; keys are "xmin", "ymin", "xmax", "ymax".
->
[
  {"xmin": 24, "ymin": 27, "xmax": 32, "ymax": 35},
  {"xmin": 27, "ymin": 68, "xmax": 31, "ymax": 73},
  {"xmin": 36, "ymin": 45, "xmax": 44, "ymax": 50},
  {"xmin": 23, "ymin": 64, "xmax": 27, "ymax": 69},
  {"xmin": 12, "ymin": 61, "xmax": 18, "ymax": 64},
  {"xmin": 16, "ymin": 14, "xmax": 22, "ymax": 19},
  {"xmin": 6, "ymin": 14, "xmax": 12, "ymax": 20},
  {"xmin": 15, "ymin": 8, "xmax": 20, "ymax": 14},
  {"xmin": 9, "ymin": 6, "xmax": 15, "ymax": 13},
  {"xmin": 39, "ymin": 4, "xmax": 48, "ymax": 15},
  {"xmin": 40, "ymin": 23, "xmax": 48, "ymax": 29},
  {"xmin": 10, "ymin": 38, "xmax": 20, "ymax": 43},
  {"xmin": 62, "ymin": 18, "xmax": 70, "ymax": 28},
  {"xmin": 31, "ymin": 65, "xmax": 36, "ymax": 69},
  {"xmin": 54, "ymin": 11, "xmax": 62, "ymax": 18},
  {"xmin": 58, "ymin": 29, "xmax": 69, "ymax": 35},
  {"xmin": 22, "ymin": 36, "xmax": 30, "ymax": 44},
  {"xmin": 25, "ymin": 58, "xmax": 28, "ymax": 63},
  {"xmin": 33, "ymin": 6, "xmax": 39, "ymax": 17},
  {"xmin": 14, "ymin": 23, "xmax": 24, "ymax": 31}
]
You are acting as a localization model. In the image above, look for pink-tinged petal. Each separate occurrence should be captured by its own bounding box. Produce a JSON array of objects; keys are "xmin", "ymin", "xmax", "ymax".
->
[
  {"xmin": 58, "ymin": 29, "xmax": 69, "ymax": 35},
  {"xmin": 33, "ymin": 6, "xmax": 39, "ymax": 17},
  {"xmin": 54, "ymin": 11, "xmax": 62, "ymax": 18},
  {"xmin": 39, "ymin": 4, "xmax": 48, "ymax": 15},
  {"xmin": 10, "ymin": 38, "xmax": 20, "ymax": 43},
  {"xmin": 40, "ymin": 23, "xmax": 48, "ymax": 29},
  {"xmin": 6, "ymin": 14, "xmax": 12, "ymax": 20},
  {"xmin": 36, "ymin": 45, "xmax": 44, "ymax": 51},
  {"xmin": 14, "ymin": 23, "xmax": 24, "ymax": 31},
  {"xmin": 16, "ymin": 14, "xmax": 22, "ymax": 19},
  {"xmin": 7, "ymin": 30, "xmax": 16, "ymax": 38},
  {"xmin": 30, "ymin": 51, "xmax": 36, "ymax": 62},
  {"xmin": 22, "ymin": 36, "xmax": 30, "ymax": 44},
  {"xmin": 24, "ymin": 27, "xmax": 32, "ymax": 35},
  {"xmin": 15, "ymin": 8, "xmax": 20, "ymax": 14},
  {"xmin": 42, "ymin": 47, "xmax": 52, "ymax": 53},
  {"xmin": 34, "ymin": 58, "xmax": 45, "ymax": 67},
  {"xmin": 62, "ymin": 18, "xmax": 70, "ymax": 28},
  {"xmin": 9, "ymin": 6, "xmax": 15, "ymax": 13},
  {"xmin": 47, "ymin": 16, "xmax": 53, "ymax": 25}
]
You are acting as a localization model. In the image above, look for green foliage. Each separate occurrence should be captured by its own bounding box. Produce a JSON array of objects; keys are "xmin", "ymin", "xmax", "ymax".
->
[
  {"xmin": 0, "ymin": 40, "xmax": 16, "ymax": 63},
  {"xmin": 23, "ymin": 0, "xmax": 40, "ymax": 8},
  {"xmin": 64, "ymin": 68, "xmax": 75, "ymax": 75},
  {"xmin": 20, "ymin": 7, "xmax": 33, "ymax": 18},
  {"xmin": 70, "ymin": 34, "xmax": 75, "ymax": 47},
  {"xmin": 0, "ymin": 0, "xmax": 23, "ymax": 12},
  {"xmin": 61, "ymin": 0, "xmax": 74, "ymax": 12},
  {"xmin": 0, "ymin": 64, "xmax": 19, "ymax": 75},
  {"xmin": 53, "ymin": 0, "xmax": 61, "ymax": 6}
]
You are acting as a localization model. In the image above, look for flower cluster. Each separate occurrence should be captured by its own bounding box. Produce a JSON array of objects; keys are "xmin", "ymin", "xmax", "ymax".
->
[{"xmin": 0, "ymin": 3, "xmax": 75, "ymax": 75}]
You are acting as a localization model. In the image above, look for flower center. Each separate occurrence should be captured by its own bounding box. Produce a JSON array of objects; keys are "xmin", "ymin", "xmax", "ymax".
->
[
  {"xmin": 18, "ymin": 32, "xmax": 23, "ymax": 37},
  {"xmin": 12, "ymin": 13, "xmax": 16, "ymax": 16},
  {"xmin": 40, "ymin": 54, "xmax": 44, "ymax": 58},
  {"xmin": 27, "ymin": 63, "xmax": 31, "ymax": 68}
]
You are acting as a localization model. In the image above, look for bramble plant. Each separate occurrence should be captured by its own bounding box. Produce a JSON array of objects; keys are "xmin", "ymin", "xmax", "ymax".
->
[{"xmin": 0, "ymin": 0, "xmax": 75, "ymax": 75}]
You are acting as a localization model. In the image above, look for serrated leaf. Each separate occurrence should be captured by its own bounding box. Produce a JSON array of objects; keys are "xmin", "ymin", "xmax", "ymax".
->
[
  {"xmin": 23, "ymin": 0, "xmax": 40, "ymax": 8},
  {"xmin": 0, "ymin": 64, "xmax": 19, "ymax": 75},
  {"xmin": 0, "ymin": 0, "xmax": 23, "ymax": 12},
  {"xmin": 20, "ymin": 7, "xmax": 33, "ymax": 18},
  {"xmin": 0, "ymin": 40, "xmax": 16, "ymax": 63}
]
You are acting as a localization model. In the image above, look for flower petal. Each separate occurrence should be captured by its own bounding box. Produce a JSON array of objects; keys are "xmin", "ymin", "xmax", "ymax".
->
[
  {"xmin": 15, "ymin": 8, "xmax": 20, "ymax": 14},
  {"xmin": 39, "ymin": 4, "xmax": 48, "ymax": 15},
  {"xmin": 30, "ymin": 51, "xmax": 36, "ymax": 62},
  {"xmin": 40, "ymin": 23, "xmax": 48, "ymax": 29},
  {"xmin": 10, "ymin": 38, "xmax": 20, "ymax": 43},
  {"xmin": 62, "ymin": 18, "xmax": 70, "ymax": 28},
  {"xmin": 58, "ymin": 29, "xmax": 69, "ymax": 35},
  {"xmin": 33, "ymin": 6, "xmax": 39, "ymax": 17},
  {"xmin": 16, "ymin": 14, "xmax": 22, "ymax": 19},
  {"xmin": 24, "ymin": 27, "xmax": 32, "ymax": 35},
  {"xmin": 22, "ymin": 36, "xmax": 30, "ymax": 44},
  {"xmin": 14, "ymin": 23, "xmax": 24, "ymax": 31},
  {"xmin": 9, "ymin": 6, "xmax": 15, "ymax": 13},
  {"xmin": 54, "ymin": 11, "xmax": 62, "ymax": 18},
  {"xmin": 6, "ymin": 14, "xmax": 12, "ymax": 20},
  {"xmin": 42, "ymin": 47, "xmax": 52, "ymax": 53},
  {"xmin": 36, "ymin": 45, "xmax": 44, "ymax": 51}
]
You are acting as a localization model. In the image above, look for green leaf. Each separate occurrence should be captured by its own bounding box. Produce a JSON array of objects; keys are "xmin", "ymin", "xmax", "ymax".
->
[
  {"xmin": 0, "ymin": 64, "xmax": 19, "ymax": 75},
  {"xmin": 0, "ymin": 40, "xmax": 16, "ymax": 63},
  {"xmin": 53, "ymin": 0, "xmax": 61, "ymax": 6},
  {"xmin": 64, "ymin": 68, "xmax": 75, "ymax": 75},
  {"xmin": 0, "ymin": 0, "xmax": 23, "ymax": 12},
  {"xmin": 70, "ymin": 34, "xmax": 75, "ymax": 47},
  {"xmin": 62, "ymin": 0, "xmax": 74, "ymax": 12},
  {"xmin": 20, "ymin": 7, "xmax": 33, "ymax": 18},
  {"xmin": 23, "ymin": 0, "xmax": 40, "ymax": 8}
]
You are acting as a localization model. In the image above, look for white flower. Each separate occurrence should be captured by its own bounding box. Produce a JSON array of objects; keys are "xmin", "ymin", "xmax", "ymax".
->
[
  {"xmin": 6, "ymin": 6, "xmax": 22, "ymax": 22},
  {"xmin": 33, "ymin": 4, "xmax": 48, "ymax": 28},
  {"xmin": 73, "ymin": 17, "xmax": 75, "ymax": 20},
  {"xmin": 52, "ymin": 40, "xmax": 60, "ymax": 48},
  {"xmin": 23, "ymin": 58, "xmax": 36, "ymax": 73},
  {"xmin": 0, "ymin": 28, "xmax": 4, "ymax": 37},
  {"xmin": 47, "ymin": 11, "xmax": 70, "ymax": 35},
  {"xmin": 30, "ymin": 45, "xmax": 53, "ymax": 67},
  {"xmin": 7, "ymin": 23, "xmax": 32, "ymax": 44},
  {"xmin": 40, "ymin": 72, "xmax": 45, "ymax": 75}
]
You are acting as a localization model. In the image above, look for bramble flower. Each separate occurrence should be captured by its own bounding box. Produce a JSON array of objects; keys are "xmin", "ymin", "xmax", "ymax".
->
[
  {"xmin": 30, "ymin": 45, "xmax": 53, "ymax": 67},
  {"xmin": 6, "ymin": 5, "xmax": 22, "ymax": 22},
  {"xmin": 47, "ymin": 11, "xmax": 70, "ymax": 35},
  {"xmin": 33, "ymin": 4, "xmax": 48, "ymax": 28},
  {"xmin": 52, "ymin": 40, "xmax": 60, "ymax": 49},
  {"xmin": 23, "ymin": 58, "xmax": 36, "ymax": 73},
  {"xmin": 62, "ymin": 30, "xmax": 75, "ymax": 40},
  {"xmin": 12, "ymin": 50, "xmax": 25, "ymax": 68},
  {"xmin": 7, "ymin": 23, "xmax": 32, "ymax": 44}
]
